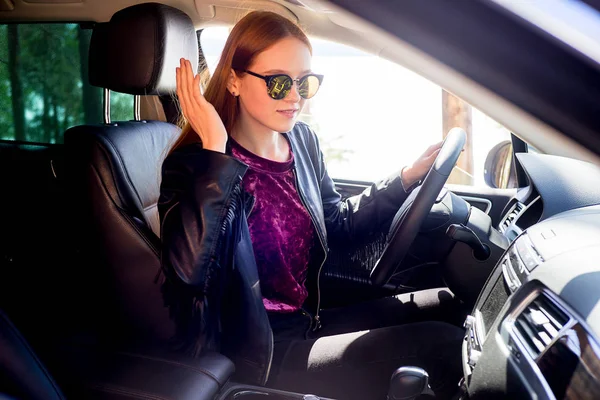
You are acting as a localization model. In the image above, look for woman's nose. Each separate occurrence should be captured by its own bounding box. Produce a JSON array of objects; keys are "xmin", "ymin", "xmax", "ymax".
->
[{"xmin": 285, "ymin": 81, "xmax": 301, "ymax": 102}]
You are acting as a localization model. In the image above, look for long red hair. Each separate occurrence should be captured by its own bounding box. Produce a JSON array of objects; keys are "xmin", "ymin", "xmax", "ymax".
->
[{"xmin": 169, "ymin": 11, "xmax": 312, "ymax": 153}]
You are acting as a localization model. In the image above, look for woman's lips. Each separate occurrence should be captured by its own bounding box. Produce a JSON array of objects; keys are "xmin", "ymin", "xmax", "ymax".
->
[{"xmin": 277, "ymin": 110, "xmax": 297, "ymax": 118}]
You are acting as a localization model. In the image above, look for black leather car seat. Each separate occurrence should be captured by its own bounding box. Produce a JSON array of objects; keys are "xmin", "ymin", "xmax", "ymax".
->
[
  {"xmin": 0, "ymin": 308, "xmax": 236, "ymax": 400},
  {"xmin": 64, "ymin": 3, "xmax": 198, "ymax": 346},
  {"xmin": 0, "ymin": 310, "xmax": 65, "ymax": 400},
  {"xmin": 65, "ymin": 3, "xmax": 273, "ymax": 386}
]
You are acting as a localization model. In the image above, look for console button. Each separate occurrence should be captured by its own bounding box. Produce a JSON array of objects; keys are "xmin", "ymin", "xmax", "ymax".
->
[
  {"xmin": 467, "ymin": 348, "xmax": 481, "ymax": 367},
  {"xmin": 464, "ymin": 315, "xmax": 476, "ymax": 330}
]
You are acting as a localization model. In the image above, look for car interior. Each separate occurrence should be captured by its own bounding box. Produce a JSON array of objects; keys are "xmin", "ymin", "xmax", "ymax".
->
[{"xmin": 1, "ymin": 0, "xmax": 600, "ymax": 399}]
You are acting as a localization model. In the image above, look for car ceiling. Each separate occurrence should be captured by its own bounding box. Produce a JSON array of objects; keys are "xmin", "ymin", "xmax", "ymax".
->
[
  {"xmin": 2, "ymin": 0, "xmax": 600, "ymax": 166},
  {"xmin": 0, "ymin": 0, "xmax": 379, "ymax": 53}
]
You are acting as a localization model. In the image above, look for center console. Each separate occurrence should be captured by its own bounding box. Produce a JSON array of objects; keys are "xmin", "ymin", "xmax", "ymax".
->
[
  {"xmin": 463, "ymin": 233, "xmax": 538, "ymax": 371},
  {"xmin": 462, "ymin": 232, "xmax": 600, "ymax": 399}
]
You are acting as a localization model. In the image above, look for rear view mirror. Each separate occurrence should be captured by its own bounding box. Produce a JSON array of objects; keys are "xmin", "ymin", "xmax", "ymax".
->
[{"xmin": 484, "ymin": 140, "xmax": 518, "ymax": 189}]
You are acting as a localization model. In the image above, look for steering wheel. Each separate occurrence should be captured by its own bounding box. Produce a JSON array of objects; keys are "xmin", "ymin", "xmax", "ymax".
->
[{"xmin": 370, "ymin": 127, "xmax": 467, "ymax": 287}]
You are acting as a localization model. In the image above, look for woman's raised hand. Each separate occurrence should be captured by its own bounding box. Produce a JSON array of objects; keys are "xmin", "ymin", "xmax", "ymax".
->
[{"xmin": 176, "ymin": 58, "xmax": 227, "ymax": 153}]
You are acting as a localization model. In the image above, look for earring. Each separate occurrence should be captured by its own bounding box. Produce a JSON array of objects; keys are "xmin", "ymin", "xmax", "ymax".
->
[{"xmin": 231, "ymin": 91, "xmax": 238, "ymax": 97}]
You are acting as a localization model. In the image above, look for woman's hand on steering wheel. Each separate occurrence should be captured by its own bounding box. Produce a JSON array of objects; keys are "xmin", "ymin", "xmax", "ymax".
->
[{"xmin": 401, "ymin": 141, "xmax": 443, "ymax": 187}]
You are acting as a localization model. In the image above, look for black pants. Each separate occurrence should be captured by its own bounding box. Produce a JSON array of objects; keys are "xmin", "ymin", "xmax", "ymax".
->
[{"xmin": 266, "ymin": 288, "xmax": 466, "ymax": 400}]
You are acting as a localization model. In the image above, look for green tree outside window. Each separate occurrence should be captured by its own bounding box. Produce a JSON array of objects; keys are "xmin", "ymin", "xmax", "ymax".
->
[{"xmin": 0, "ymin": 23, "xmax": 134, "ymax": 144}]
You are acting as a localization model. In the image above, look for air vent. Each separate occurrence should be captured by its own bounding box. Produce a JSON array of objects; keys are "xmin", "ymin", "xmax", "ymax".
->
[
  {"xmin": 500, "ymin": 202, "xmax": 525, "ymax": 232},
  {"xmin": 514, "ymin": 294, "xmax": 570, "ymax": 358}
]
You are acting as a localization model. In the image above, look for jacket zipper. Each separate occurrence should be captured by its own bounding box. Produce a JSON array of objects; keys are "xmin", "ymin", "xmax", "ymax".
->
[
  {"xmin": 246, "ymin": 193, "xmax": 256, "ymax": 218},
  {"xmin": 292, "ymin": 168, "xmax": 327, "ymax": 331}
]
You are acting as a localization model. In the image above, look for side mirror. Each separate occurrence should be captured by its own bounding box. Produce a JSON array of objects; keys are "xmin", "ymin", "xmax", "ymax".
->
[{"xmin": 484, "ymin": 140, "xmax": 518, "ymax": 189}]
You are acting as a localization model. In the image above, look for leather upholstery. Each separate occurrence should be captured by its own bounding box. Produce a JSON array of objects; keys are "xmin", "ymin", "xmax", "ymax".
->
[
  {"xmin": 89, "ymin": 3, "xmax": 198, "ymax": 95},
  {"xmin": 67, "ymin": 121, "xmax": 175, "ymax": 237},
  {"xmin": 0, "ymin": 310, "xmax": 65, "ymax": 400},
  {"xmin": 0, "ymin": 309, "xmax": 235, "ymax": 400},
  {"xmin": 64, "ymin": 3, "xmax": 198, "ymax": 345},
  {"xmin": 67, "ymin": 347, "xmax": 234, "ymax": 400},
  {"xmin": 65, "ymin": 121, "xmax": 178, "ymax": 343},
  {"xmin": 5, "ymin": 4, "xmax": 238, "ymax": 399}
]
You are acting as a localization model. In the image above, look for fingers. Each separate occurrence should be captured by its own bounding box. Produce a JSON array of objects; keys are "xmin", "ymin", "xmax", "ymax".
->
[
  {"xmin": 181, "ymin": 60, "xmax": 206, "ymax": 107},
  {"xmin": 425, "ymin": 148, "xmax": 441, "ymax": 162},
  {"xmin": 181, "ymin": 59, "xmax": 193, "ymax": 115},
  {"xmin": 192, "ymin": 73, "xmax": 206, "ymax": 106},
  {"xmin": 176, "ymin": 61, "xmax": 189, "ymax": 119},
  {"xmin": 177, "ymin": 59, "xmax": 189, "ymax": 116},
  {"xmin": 424, "ymin": 141, "xmax": 444, "ymax": 156},
  {"xmin": 176, "ymin": 64, "xmax": 181, "ymax": 104},
  {"xmin": 176, "ymin": 59, "xmax": 203, "ymax": 122},
  {"xmin": 174, "ymin": 59, "xmax": 225, "ymax": 148}
]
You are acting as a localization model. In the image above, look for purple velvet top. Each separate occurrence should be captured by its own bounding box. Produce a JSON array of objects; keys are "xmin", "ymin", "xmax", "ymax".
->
[{"xmin": 230, "ymin": 137, "xmax": 315, "ymax": 313}]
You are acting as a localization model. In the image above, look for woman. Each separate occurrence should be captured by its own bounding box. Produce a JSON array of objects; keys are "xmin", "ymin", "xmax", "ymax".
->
[{"xmin": 159, "ymin": 10, "xmax": 464, "ymax": 400}]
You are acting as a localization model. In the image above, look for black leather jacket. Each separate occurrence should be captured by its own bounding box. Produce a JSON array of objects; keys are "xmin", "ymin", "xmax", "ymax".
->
[{"xmin": 158, "ymin": 122, "xmax": 411, "ymax": 385}]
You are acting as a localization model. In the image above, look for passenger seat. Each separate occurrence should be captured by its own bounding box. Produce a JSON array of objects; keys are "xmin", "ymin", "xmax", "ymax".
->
[
  {"xmin": 63, "ymin": 3, "xmax": 198, "ymax": 346},
  {"xmin": 64, "ymin": 4, "xmax": 273, "ymax": 386},
  {"xmin": 0, "ymin": 310, "xmax": 65, "ymax": 400}
]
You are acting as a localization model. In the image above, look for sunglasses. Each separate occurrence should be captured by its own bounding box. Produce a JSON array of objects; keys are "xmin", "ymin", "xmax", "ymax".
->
[{"xmin": 238, "ymin": 69, "xmax": 324, "ymax": 100}]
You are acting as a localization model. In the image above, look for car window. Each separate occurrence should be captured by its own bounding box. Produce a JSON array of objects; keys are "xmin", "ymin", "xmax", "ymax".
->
[
  {"xmin": 0, "ymin": 23, "xmax": 133, "ymax": 144},
  {"xmin": 200, "ymin": 28, "xmax": 513, "ymax": 188}
]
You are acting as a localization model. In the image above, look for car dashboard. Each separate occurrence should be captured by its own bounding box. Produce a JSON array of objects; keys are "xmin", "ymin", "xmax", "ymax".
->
[{"xmin": 463, "ymin": 153, "xmax": 600, "ymax": 399}]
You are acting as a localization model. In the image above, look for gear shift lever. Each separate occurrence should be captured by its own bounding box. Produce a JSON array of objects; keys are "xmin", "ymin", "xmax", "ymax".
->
[{"xmin": 387, "ymin": 366, "xmax": 435, "ymax": 400}]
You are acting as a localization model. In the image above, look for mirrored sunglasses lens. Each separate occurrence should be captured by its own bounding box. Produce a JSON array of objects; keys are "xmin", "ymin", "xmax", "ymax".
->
[
  {"xmin": 268, "ymin": 75, "xmax": 293, "ymax": 99},
  {"xmin": 298, "ymin": 75, "xmax": 321, "ymax": 99}
]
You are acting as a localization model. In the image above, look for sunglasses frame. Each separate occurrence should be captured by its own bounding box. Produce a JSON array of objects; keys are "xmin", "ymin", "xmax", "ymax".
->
[{"xmin": 238, "ymin": 69, "xmax": 324, "ymax": 100}]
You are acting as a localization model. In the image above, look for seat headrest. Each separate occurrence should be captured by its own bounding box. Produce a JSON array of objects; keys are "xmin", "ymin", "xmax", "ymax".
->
[{"xmin": 89, "ymin": 2, "xmax": 199, "ymax": 95}]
